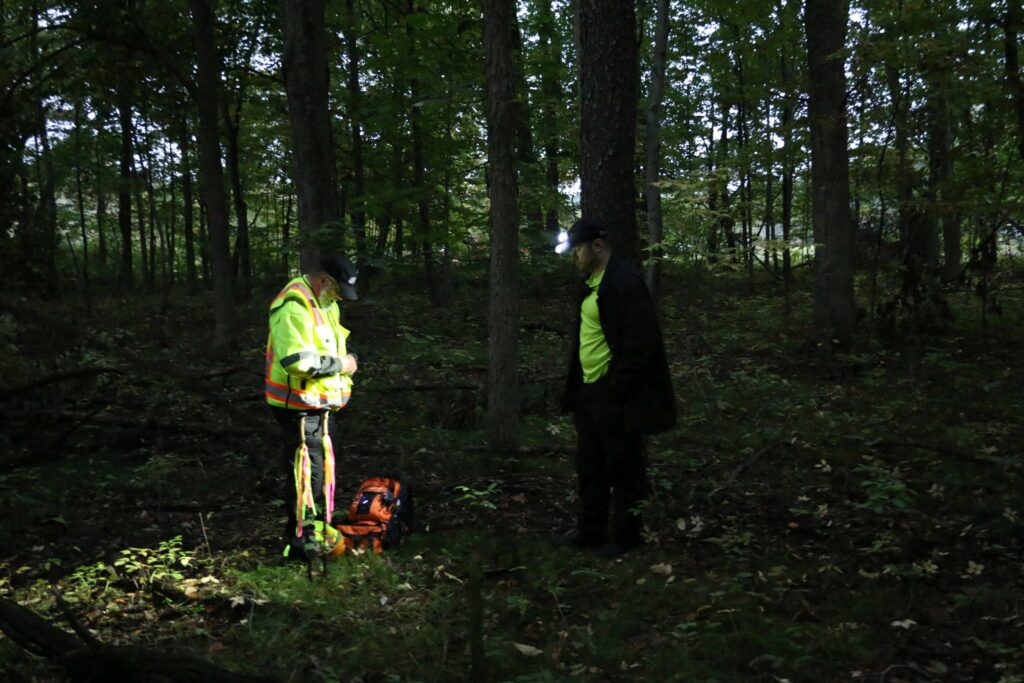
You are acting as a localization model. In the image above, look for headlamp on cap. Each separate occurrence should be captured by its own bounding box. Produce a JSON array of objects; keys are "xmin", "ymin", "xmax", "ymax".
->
[
  {"xmin": 554, "ymin": 218, "xmax": 607, "ymax": 255},
  {"xmin": 554, "ymin": 230, "xmax": 571, "ymax": 255}
]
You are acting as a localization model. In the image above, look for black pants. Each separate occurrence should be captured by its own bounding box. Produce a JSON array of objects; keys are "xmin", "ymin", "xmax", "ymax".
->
[
  {"xmin": 573, "ymin": 379, "xmax": 647, "ymax": 545},
  {"xmin": 271, "ymin": 408, "xmax": 335, "ymax": 542}
]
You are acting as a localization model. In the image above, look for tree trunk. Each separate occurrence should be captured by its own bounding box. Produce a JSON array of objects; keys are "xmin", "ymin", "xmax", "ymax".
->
[
  {"xmin": 94, "ymin": 113, "xmax": 108, "ymax": 274},
  {"xmin": 389, "ymin": 78, "xmax": 405, "ymax": 259},
  {"xmin": 73, "ymin": 100, "xmax": 91, "ymax": 308},
  {"xmin": 927, "ymin": 58, "xmax": 959, "ymax": 280},
  {"xmin": 884, "ymin": 64, "xmax": 914, "ymax": 255},
  {"xmin": 281, "ymin": 0, "xmax": 341, "ymax": 272},
  {"xmin": 116, "ymin": 97, "xmax": 134, "ymax": 291},
  {"xmin": 644, "ymin": 0, "xmax": 669, "ymax": 302},
  {"xmin": 718, "ymin": 100, "xmax": 736, "ymax": 259},
  {"xmin": 406, "ymin": 0, "xmax": 440, "ymax": 305},
  {"xmin": 189, "ymin": 0, "xmax": 236, "ymax": 350},
  {"xmin": 345, "ymin": 0, "xmax": 368, "ymax": 266},
  {"xmin": 484, "ymin": 0, "xmax": 521, "ymax": 455},
  {"xmin": 131, "ymin": 122, "xmax": 152, "ymax": 289},
  {"xmin": 282, "ymin": 190, "xmax": 293, "ymax": 276},
  {"xmin": 166, "ymin": 141, "xmax": 177, "ymax": 287},
  {"xmin": 539, "ymin": 0, "xmax": 561, "ymax": 235},
  {"xmin": 578, "ymin": 0, "xmax": 639, "ymax": 262},
  {"xmin": 805, "ymin": 0, "xmax": 856, "ymax": 354},
  {"xmin": 223, "ymin": 93, "xmax": 250, "ymax": 299},
  {"xmin": 1005, "ymin": 0, "xmax": 1024, "ymax": 161},
  {"xmin": 180, "ymin": 118, "xmax": 197, "ymax": 292},
  {"xmin": 510, "ymin": 10, "xmax": 543, "ymax": 240},
  {"xmin": 143, "ymin": 127, "xmax": 160, "ymax": 289}
]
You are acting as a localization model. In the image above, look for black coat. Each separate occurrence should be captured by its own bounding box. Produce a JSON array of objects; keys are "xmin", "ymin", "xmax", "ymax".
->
[{"xmin": 562, "ymin": 253, "xmax": 676, "ymax": 434}]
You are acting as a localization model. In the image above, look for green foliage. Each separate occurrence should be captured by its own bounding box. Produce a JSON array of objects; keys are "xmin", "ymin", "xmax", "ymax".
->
[
  {"xmin": 454, "ymin": 482, "xmax": 500, "ymax": 510},
  {"xmin": 853, "ymin": 459, "xmax": 913, "ymax": 514},
  {"xmin": 112, "ymin": 536, "xmax": 194, "ymax": 588}
]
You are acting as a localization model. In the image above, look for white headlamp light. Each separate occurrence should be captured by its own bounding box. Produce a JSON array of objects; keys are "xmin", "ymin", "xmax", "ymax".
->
[{"xmin": 554, "ymin": 230, "xmax": 571, "ymax": 255}]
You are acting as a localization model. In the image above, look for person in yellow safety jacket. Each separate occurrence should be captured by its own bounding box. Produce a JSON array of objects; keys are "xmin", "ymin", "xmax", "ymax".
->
[{"xmin": 265, "ymin": 254, "xmax": 359, "ymax": 561}]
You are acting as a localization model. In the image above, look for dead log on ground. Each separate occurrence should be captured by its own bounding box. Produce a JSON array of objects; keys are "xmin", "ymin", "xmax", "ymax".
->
[{"xmin": 0, "ymin": 596, "xmax": 276, "ymax": 682}]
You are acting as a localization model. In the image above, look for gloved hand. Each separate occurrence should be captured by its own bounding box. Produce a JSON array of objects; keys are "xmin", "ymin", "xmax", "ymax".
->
[
  {"xmin": 311, "ymin": 354, "xmax": 358, "ymax": 377},
  {"xmin": 313, "ymin": 356, "xmax": 343, "ymax": 377}
]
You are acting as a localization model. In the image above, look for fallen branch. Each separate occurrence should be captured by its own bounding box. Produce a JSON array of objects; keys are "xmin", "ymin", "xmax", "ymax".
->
[
  {"xmin": 0, "ymin": 595, "xmax": 276, "ymax": 682},
  {"xmin": 706, "ymin": 441, "xmax": 782, "ymax": 501}
]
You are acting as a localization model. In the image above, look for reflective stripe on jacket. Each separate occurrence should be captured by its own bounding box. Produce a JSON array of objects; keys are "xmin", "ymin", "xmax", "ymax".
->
[{"xmin": 265, "ymin": 276, "xmax": 353, "ymax": 410}]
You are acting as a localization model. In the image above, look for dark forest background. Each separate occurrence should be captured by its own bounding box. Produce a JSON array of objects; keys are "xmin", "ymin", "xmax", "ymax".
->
[{"xmin": 0, "ymin": 0, "xmax": 1022, "ymax": 681}]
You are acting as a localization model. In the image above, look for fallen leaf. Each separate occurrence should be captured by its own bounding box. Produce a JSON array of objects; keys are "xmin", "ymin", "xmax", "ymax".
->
[
  {"xmin": 890, "ymin": 619, "xmax": 916, "ymax": 629},
  {"xmin": 513, "ymin": 642, "xmax": 543, "ymax": 657},
  {"xmin": 650, "ymin": 563, "xmax": 673, "ymax": 576}
]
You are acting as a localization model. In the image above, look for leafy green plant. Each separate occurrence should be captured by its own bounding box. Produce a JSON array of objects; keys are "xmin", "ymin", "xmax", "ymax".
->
[
  {"xmin": 455, "ymin": 483, "xmax": 501, "ymax": 511},
  {"xmin": 69, "ymin": 560, "xmax": 112, "ymax": 596},
  {"xmin": 113, "ymin": 536, "xmax": 194, "ymax": 587},
  {"xmin": 854, "ymin": 459, "xmax": 913, "ymax": 514}
]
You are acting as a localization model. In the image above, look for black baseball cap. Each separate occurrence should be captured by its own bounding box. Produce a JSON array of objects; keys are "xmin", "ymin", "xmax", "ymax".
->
[
  {"xmin": 554, "ymin": 218, "xmax": 609, "ymax": 254},
  {"xmin": 319, "ymin": 254, "xmax": 359, "ymax": 301}
]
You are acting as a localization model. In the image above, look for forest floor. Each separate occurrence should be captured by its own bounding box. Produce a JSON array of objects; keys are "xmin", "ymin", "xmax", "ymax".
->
[{"xmin": 0, "ymin": 259, "xmax": 1022, "ymax": 682}]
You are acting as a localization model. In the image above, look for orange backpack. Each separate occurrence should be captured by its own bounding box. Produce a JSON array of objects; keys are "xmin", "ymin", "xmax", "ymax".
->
[{"xmin": 333, "ymin": 476, "xmax": 413, "ymax": 553}]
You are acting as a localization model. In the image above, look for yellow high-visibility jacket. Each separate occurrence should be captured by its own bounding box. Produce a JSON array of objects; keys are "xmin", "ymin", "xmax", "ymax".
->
[{"xmin": 264, "ymin": 276, "xmax": 352, "ymax": 411}]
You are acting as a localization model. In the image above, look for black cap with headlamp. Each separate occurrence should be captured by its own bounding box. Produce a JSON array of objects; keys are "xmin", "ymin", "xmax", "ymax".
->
[
  {"xmin": 319, "ymin": 254, "xmax": 359, "ymax": 301},
  {"xmin": 554, "ymin": 218, "xmax": 609, "ymax": 255}
]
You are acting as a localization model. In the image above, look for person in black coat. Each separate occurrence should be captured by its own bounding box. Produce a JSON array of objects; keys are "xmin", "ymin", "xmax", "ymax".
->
[{"xmin": 554, "ymin": 218, "xmax": 676, "ymax": 557}]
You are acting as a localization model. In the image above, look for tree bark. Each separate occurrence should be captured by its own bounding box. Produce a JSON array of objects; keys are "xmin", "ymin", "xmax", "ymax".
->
[
  {"xmin": 538, "ymin": 0, "xmax": 561, "ymax": 235},
  {"xmin": 180, "ymin": 117, "xmax": 197, "ymax": 292},
  {"xmin": 510, "ymin": 10, "xmax": 543, "ymax": 238},
  {"xmin": 1005, "ymin": 0, "xmax": 1024, "ymax": 161},
  {"xmin": 644, "ymin": 0, "xmax": 669, "ymax": 302},
  {"xmin": 281, "ymin": 0, "xmax": 341, "ymax": 272},
  {"xmin": 578, "ymin": 0, "xmax": 639, "ymax": 262},
  {"xmin": 189, "ymin": 0, "xmax": 236, "ymax": 350},
  {"xmin": 116, "ymin": 96, "xmax": 134, "ymax": 291},
  {"xmin": 926, "ymin": 55, "xmax": 959, "ymax": 280},
  {"xmin": 484, "ymin": 0, "xmax": 520, "ymax": 454},
  {"xmin": 223, "ymin": 92, "xmax": 250, "ymax": 299},
  {"xmin": 73, "ymin": 100, "xmax": 91, "ymax": 309},
  {"xmin": 406, "ymin": 0, "xmax": 440, "ymax": 305},
  {"xmin": 345, "ymin": 0, "xmax": 368, "ymax": 265},
  {"xmin": 805, "ymin": 0, "xmax": 856, "ymax": 354}
]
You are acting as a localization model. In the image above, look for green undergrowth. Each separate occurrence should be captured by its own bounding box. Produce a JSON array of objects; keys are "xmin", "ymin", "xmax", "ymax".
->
[{"xmin": 1, "ymin": 264, "xmax": 1022, "ymax": 681}]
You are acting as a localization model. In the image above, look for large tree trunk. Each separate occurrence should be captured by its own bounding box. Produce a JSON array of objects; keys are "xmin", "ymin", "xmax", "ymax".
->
[
  {"xmin": 281, "ymin": 0, "xmax": 341, "ymax": 272},
  {"xmin": 484, "ymin": 0, "xmax": 520, "ymax": 455},
  {"xmin": 189, "ymin": 0, "xmax": 235, "ymax": 350},
  {"xmin": 578, "ymin": 0, "xmax": 639, "ymax": 262},
  {"xmin": 805, "ymin": 0, "xmax": 856, "ymax": 354},
  {"xmin": 644, "ymin": 0, "xmax": 669, "ymax": 302},
  {"xmin": 345, "ymin": 0, "xmax": 368, "ymax": 265}
]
